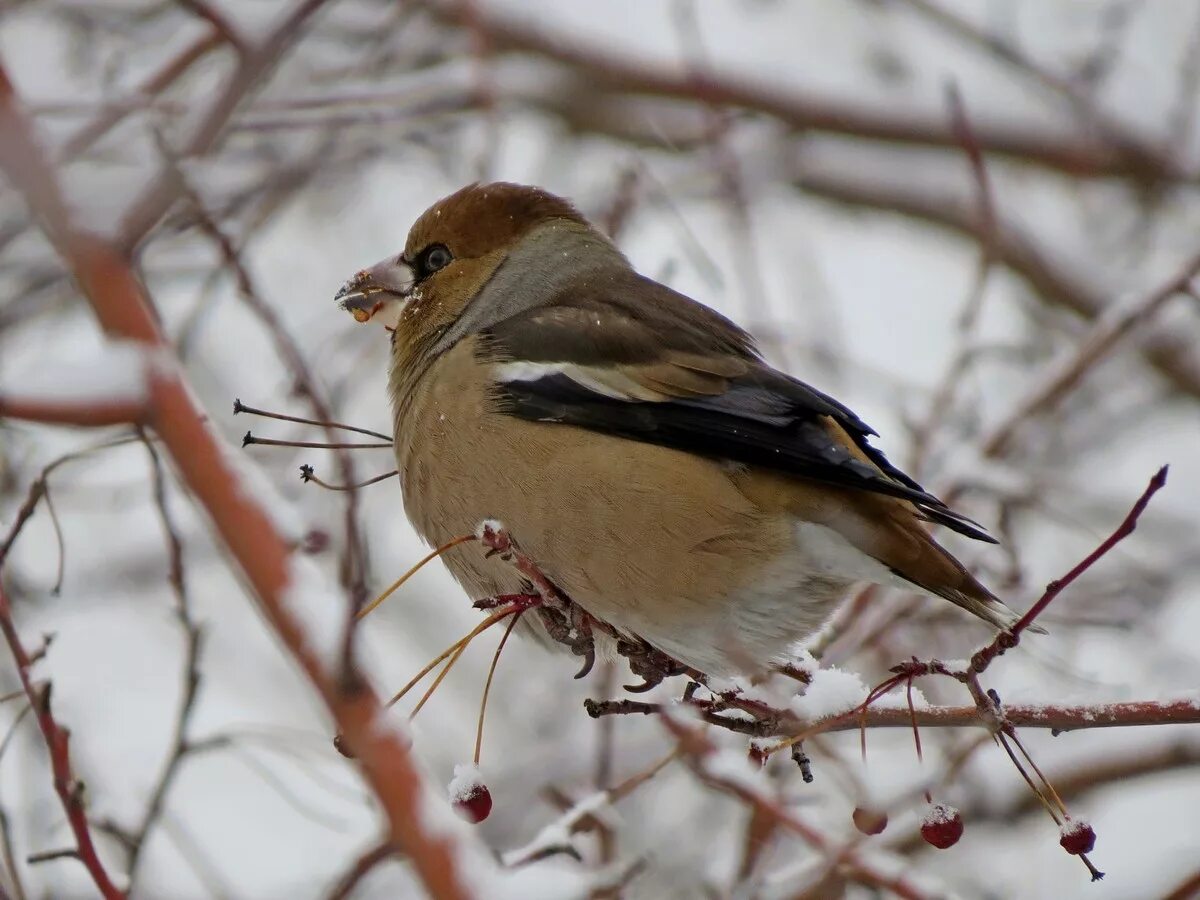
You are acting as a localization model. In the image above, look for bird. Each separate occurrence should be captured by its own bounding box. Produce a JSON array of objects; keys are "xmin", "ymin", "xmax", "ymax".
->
[{"xmin": 335, "ymin": 181, "xmax": 1031, "ymax": 679}]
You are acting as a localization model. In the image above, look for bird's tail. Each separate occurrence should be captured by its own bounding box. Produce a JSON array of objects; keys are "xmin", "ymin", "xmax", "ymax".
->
[{"xmin": 939, "ymin": 586, "xmax": 1048, "ymax": 636}]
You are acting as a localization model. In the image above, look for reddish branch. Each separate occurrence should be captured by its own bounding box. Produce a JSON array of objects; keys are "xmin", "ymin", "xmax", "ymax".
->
[
  {"xmin": 972, "ymin": 465, "xmax": 1169, "ymax": 670},
  {"xmin": 56, "ymin": 30, "xmax": 224, "ymax": 164},
  {"xmin": 664, "ymin": 714, "xmax": 934, "ymax": 900},
  {"xmin": 431, "ymin": 1, "xmax": 1188, "ymax": 182},
  {"xmin": 790, "ymin": 166, "xmax": 1200, "ymax": 402},
  {"xmin": 116, "ymin": 0, "xmax": 333, "ymax": 250},
  {"xmin": 325, "ymin": 840, "xmax": 397, "ymax": 900},
  {"xmin": 980, "ymin": 246, "xmax": 1200, "ymax": 456},
  {"xmin": 899, "ymin": 0, "xmax": 1172, "ymax": 175},
  {"xmin": 587, "ymin": 697, "xmax": 1200, "ymax": 737},
  {"xmin": 0, "ymin": 586, "xmax": 124, "ymax": 899},
  {"xmin": 0, "ymin": 58, "xmax": 477, "ymax": 900},
  {"xmin": 0, "ymin": 395, "xmax": 147, "ymax": 428}
]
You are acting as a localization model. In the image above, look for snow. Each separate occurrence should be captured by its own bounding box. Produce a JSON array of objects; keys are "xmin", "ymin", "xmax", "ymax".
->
[
  {"xmin": 874, "ymin": 683, "xmax": 931, "ymax": 711},
  {"xmin": 921, "ymin": 803, "xmax": 961, "ymax": 827},
  {"xmin": 447, "ymin": 762, "xmax": 486, "ymax": 803},
  {"xmin": 785, "ymin": 647, "xmax": 820, "ymax": 680},
  {"xmin": 1061, "ymin": 818, "xmax": 1093, "ymax": 838},
  {"xmin": 480, "ymin": 863, "xmax": 595, "ymax": 900},
  {"xmin": 474, "ymin": 518, "xmax": 506, "ymax": 541},
  {"xmin": 6, "ymin": 338, "xmax": 150, "ymax": 406},
  {"xmin": 221, "ymin": 437, "xmax": 306, "ymax": 542},
  {"xmin": 790, "ymin": 665, "xmax": 870, "ymax": 721},
  {"xmin": 703, "ymin": 748, "xmax": 771, "ymax": 799},
  {"xmin": 280, "ymin": 553, "xmax": 347, "ymax": 670},
  {"xmin": 502, "ymin": 789, "xmax": 612, "ymax": 865}
]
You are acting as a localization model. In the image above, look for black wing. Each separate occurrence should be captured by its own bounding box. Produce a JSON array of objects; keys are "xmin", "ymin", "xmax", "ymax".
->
[{"xmin": 482, "ymin": 273, "xmax": 995, "ymax": 543}]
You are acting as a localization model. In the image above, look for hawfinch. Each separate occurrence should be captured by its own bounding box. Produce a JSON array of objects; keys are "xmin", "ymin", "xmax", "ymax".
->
[{"xmin": 336, "ymin": 182, "xmax": 1027, "ymax": 678}]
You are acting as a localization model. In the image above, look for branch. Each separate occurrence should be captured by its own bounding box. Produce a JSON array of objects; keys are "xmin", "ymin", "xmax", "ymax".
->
[
  {"xmin": 57, "ymin": 31, "xmax": 224, "ymax": 164},
  {"xmin": 0, "ymin": 586, "xmax": 123, "ymax": 898},
  {"xmin": 899, "ymin": 0, "xmax": 1174, "ymax": 177},
  {"xmin": 325, "ymin": 840, "xmax": 397, "ymax": 900},
  {"xmin": 662, "ymin": 713, "xmax": 935, "ymax": 900},
  {"xmin": 428, "ymin": 0, "xmax": 1190, "ymax": 183},
  {"xmin": 791, "ymin": 165, "xmax": 1200, "ymax": 402},
  {"xmin": 120, "ymin": 434, "xmax": 205, "ymax": 890},
  {"xmin": 981, "ymin": 247, "xmax": 1200, "ymax": 456},
  {"xmin": 0, "ymin": 395, "xmax": 145, "ymax": 428},
  {"xmin": 176, "ymin": 178, "xmax": 373, "ymax": 623},
  {"xmin": 116, "ymin": 0, "xmax": 333, "ymax": 250},
  {"xmin": 971, "ymin": 465, "xmax": 1169, "ymax": 670},
  {"xmin": 0, "ymin": 56, "xmax": 478, "ymax": 900},
  {"xmin": 0, "ymin": 436, "xmax": 138, "ymax": 572},
  {"xmin": 588, "ymin": 698, "xmax": 1200, "ymax": 737}
]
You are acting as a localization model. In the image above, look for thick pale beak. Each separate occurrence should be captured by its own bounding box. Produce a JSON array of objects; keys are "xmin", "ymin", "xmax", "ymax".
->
[{"xmin": 335, "ymin": 256, "xmax": 416, "ymax": 326}]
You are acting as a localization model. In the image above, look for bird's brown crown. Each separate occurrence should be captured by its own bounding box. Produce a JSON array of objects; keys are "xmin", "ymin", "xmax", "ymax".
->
[{"xmin": 404, "ymin": 182, "xmax": 588, "ymax": 263}]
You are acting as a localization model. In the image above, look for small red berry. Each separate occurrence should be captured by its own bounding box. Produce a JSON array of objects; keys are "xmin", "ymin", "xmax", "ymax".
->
[
  {"xmin": 920, "ymin": 803, "xmax": 963, "ymax": 849},
  {"xmin": 453, "ymin": 784, "xmax": 493, "ymax": 824},
  {"xmin": 1059, "ymin": 819, "xmax": 1096, "ymax": 855},
  {"xmin": 853, "ymin": 806, "xmax": 888, "ymax": 835},
  {"xmin": 748, "ymin": 744, "xmax": 768, "ymax": 767},
  {"xmin": 448, "ymin": 765, "xmax": 492, "ymax": 824}
]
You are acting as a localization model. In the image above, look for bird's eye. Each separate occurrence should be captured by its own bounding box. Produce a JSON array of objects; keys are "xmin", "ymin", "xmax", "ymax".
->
[{"xmin": 420, "ymin": 244, "xmax": 453, "ymax": 275}]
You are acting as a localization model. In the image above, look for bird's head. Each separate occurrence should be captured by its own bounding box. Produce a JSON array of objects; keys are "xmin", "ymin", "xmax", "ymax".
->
[{"xmin": 335, "ymin": 182, "xmax": 624, "ymax": 346}]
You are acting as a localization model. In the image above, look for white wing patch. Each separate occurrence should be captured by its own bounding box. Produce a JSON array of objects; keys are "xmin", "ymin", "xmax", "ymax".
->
[{"xmin": 492, "ymin": 361, "xmax": 668, "ymax": 402}]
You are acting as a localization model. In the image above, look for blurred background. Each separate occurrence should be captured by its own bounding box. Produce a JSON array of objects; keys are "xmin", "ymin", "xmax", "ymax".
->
[{"xmin": 1, "ymin": 1, "xmax": 1199, "ymax": 897}]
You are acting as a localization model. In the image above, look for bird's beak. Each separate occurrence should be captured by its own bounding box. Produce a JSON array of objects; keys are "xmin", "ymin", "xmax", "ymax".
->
[{"xmin": 335, "ymin": 256, "xmax": 417, "ymax": 327}]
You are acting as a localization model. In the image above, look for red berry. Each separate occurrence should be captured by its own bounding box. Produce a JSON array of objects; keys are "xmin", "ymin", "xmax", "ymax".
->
[
  {"xmin": 1059, "ymin": 820, "xmax": 1096, "ymax": 855},
  {"xmin": 448, "ymin": 765, "xmax": 492, "ymax": 824},
  {"xmin": 920, "ymin": 803, "xmax": 963, "ymax": 849},
  {"xmin": 853, "ymin": 806, "xmax": 888, "ymax": 835},
  {"xmin": 748, "ymin": 744, "xmax": 768, "ymax": 768},
  {"xmin": 453, "ymin": 784, "xmax": 493, "ymax": 823}
]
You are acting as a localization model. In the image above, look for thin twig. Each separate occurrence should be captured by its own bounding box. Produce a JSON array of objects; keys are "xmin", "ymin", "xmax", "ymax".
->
[
  {"xmin": 300, "ymin": 466, "xmax": 398, "ymax": 492},
  {"xmin": 325, "ymin": 840, "xmax": 397, "ymax": 900},
  {"xmin": 234, "ymin": 400, "xmax": 392, "ymax": 442},
  {"xmin": 116, "ymin": 0, "xmax": 335, "ymax": 249},
  {"xmin": 0, "ymin": 436, "xmax": 138, "ymax": 571},
  {"xmin": 972, "ymin": 466, "xmax": 1169, "ymax": 670},
  {"xmin": 242, "ymin": 434, "xmax": 392, "ymax": 450},
  {"xmin": 0, "ymin": 586, "xmax": 124, "ymax": 898},
  {"xmin": 120, "ymin": 434, "xmax": 205, "ymax": 890},
  {"xmin": 981, "ymin": 246, "xmax": 1200, "ymax": 457}
]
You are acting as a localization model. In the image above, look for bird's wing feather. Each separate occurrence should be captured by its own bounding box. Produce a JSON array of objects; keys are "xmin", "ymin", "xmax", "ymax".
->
[{"xmin": 481, "ymin": 275, "xmax": 996, "ymax": 544}]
